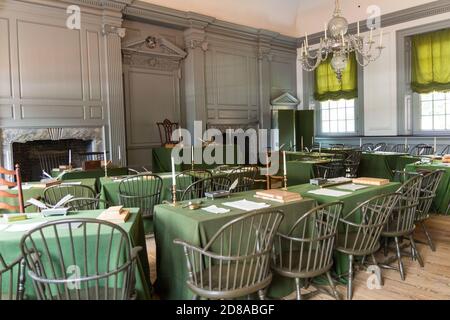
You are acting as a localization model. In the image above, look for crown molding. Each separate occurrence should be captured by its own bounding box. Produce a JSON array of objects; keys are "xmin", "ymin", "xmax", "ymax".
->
[
  {"xmin": 123, "ymin": 0, "xmax": 298, "ymax": 50},
  {"xmin": 300, "ymin": 0, "xmax": 450, "ymax": 45}
]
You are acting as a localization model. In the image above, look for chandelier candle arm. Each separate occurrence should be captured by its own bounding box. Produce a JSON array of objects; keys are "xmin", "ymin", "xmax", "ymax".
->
[{"xmin": 299, "ymin": 0, "xmax": 385, "ymax": 81}]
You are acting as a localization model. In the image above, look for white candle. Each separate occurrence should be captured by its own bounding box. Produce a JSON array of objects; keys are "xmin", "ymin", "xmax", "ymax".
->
[
  {"xmin": 68, "ymin": 149, "xmax": 72, "ymax": 165},
  {"xmin": 357, "ymin": 21, "xmax": 360, "ymax": 37},
  {"xmin": 104, "ymin": 148, "xmax": 107, "ymax": 165},
  {"xmin": 319, "ymin": 143, "xmax": 322, "ymax": 154},
  {"xmin": 341, "ymin": 31, "xmax": 345, "ymax": 46},
  {"xmin": 301, "ymin": 136, "xmax": 304, "ymax": 151},
  {"xmin": 118, "ymin": 145, "xmax": 121, "ymax": 162},
  {"xmin": 324, "ymin": 23, "xmax": 328, "ymax": 39},
  {"xmin": 305, "ymin": 32, "xmax": 309, "ymax": 48},
  {"xmin": 171, "ymin": 156, "xmax": 176, "ymax": 186},
  {"xmin": 191, "ymin": 145, "xmax": 194, "ymax": 164},
  {"xmin": 283, "ymin": 151, "xmax": 287, "ymax": 176},
  {"xmin": 360, "ymin": 138, "xmax": 362, "ymax": 148},
  {"xmin": 434, "ymin": 137, "xmax": 437, "ymax": 154},
  {"xmin": 379, "ymin": 29, "xmax": 383, "ymax": 47},
  {"xmin": 405, "ymin": 138, "xmax": 408, "ymax": 149}
]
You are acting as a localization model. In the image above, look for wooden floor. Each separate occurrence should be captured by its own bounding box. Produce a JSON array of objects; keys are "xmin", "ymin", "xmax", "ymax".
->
[{"xmin": 145, "ymin": 215, "xmax": 450, "ymax": 300}]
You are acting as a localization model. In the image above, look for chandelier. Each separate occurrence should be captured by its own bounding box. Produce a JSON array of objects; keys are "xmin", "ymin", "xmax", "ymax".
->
[{"xmin": 299, "ymin": 0, "xmax": 385, "ymax": 81}]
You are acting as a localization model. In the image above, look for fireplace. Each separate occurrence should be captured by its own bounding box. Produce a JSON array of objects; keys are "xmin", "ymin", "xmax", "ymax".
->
[
  {"xmin": 1, "ymin": 127, "xmax": 104, "ymax": 182},
  {"xmin": 12, "ymin": 139, "xmax": 92, "ymax": 182}
]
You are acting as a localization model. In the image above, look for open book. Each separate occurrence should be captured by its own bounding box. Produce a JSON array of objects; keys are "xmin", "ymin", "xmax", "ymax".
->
[{"xmin": 27, "ymin": 195, "xmax": 73, "ymax": 216}]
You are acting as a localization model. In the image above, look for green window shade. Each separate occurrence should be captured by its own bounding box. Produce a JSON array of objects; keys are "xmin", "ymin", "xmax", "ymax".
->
[
  {"xmin": 314, "ymin": 53, "xmax": 357, "ymax": 102},
  {"xmin": 411, "ymin": 29, "xmax": 450, "ymax": 94}
]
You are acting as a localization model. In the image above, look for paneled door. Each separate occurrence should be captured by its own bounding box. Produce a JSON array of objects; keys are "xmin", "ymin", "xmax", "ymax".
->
[{"xmin": 123, "ymin": 66, "xmax": 181, "ymax": 169}]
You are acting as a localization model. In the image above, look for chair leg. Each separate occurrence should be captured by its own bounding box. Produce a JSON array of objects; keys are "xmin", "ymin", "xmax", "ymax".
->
[
  {"xmin": 295, "ymin": 278, "xmax": 302, "ymax": 301},
  {"xmin": 192, "ymin": 294, "xmax": 199, "ymax": 300},
  {"xmin": 347, "ymin": 255, "xmax": 354, "ymax": 300},
  {"xmin": 409, "ymin": 235, "xmax": 424, "ymax": 268},
  {"xmin": 326, "ymin": 271, "xmax": 341, "ymax": 300},
  {"xmin": 394, "ymin": 237, "xmax": 405, "ymax": 281},
  {"xmin": 420, "ymin": 221, "xmax": 436, "ymax": 252}
]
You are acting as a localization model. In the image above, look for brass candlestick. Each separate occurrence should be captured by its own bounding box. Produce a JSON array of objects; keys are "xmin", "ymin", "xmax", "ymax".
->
[
  {"xmin": 171, "ymin": 184, "xmax": 178, "ymax": 206},
  {"xmin": 283, "ymin": 174, "xmax": 288, "ymax": 191}
]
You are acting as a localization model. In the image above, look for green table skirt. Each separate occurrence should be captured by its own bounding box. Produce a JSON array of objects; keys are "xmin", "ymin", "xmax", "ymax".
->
[
  {"xmin": 406, "ymin": 162, "xmax": 450, "ymax": 214},
  {"xmin": 286, "ymin": 160, "xmax": 332, "ymax": 186},
  {"xmin": 358, "ymin": 153, "xmax": 415, "ymax": 180},
  {"xmin": 0, "ymin": 209, "xmax": 152, "ymax": 300},
  {"xmin": 0, "ymin": 179, "xmax": 97, "ymax": 214}
]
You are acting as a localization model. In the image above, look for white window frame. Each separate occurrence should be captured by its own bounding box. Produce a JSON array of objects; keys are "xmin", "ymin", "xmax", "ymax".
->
[
  {"xmin": 412, "ymin": 91, "xmax": 450, "ymax": 135},
  {"xmin": 319, "ymin": 99, "xmax": 357, "ymax": 134}
]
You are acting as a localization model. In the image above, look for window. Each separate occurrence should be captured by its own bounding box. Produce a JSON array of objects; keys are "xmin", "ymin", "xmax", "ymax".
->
[
  {"xmin": 320, "ymin": 99, "xmax": 355, "ymax": 134},
  {"xmin": 420, "ymin": 92, "xmax": 450, "ymax": 131}
]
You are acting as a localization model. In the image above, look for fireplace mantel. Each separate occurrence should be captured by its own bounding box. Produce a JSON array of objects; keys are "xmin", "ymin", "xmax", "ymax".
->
[{"xmin": 0, "ymin": 127, "xmax": 104, "ymax": 170}]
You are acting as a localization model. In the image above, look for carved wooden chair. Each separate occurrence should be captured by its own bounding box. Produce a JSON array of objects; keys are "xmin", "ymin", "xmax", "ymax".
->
[
  {"xmin": 0, "ymin": 164, "xmax": 25, "ymax": 213},
  {"xmin": 157, "ymin": 119, "xmax": 180, "ymax": 146}
]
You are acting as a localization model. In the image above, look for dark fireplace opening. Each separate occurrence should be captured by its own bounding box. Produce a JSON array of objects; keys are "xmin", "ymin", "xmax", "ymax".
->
[{"xmin": 13, "ymin": 139, "xmax": 92, "ymax": 182}]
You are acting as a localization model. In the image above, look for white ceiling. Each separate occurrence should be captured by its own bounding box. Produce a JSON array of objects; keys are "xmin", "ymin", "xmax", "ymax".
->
[{"xmin": 139, "ymin": 0, "xmax": 436, "ymax": 37}]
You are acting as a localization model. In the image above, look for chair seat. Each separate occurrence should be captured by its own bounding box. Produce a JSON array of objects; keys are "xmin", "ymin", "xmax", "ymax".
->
[
  {"xmin": 336, "ymin": 232, "xmax": 380, "ymax": 256},
  {"xmin": 272, "ymin": 250, "xmax": 333, "ymax": 279},
  {"xmin": 47, "ymin": 286, "xmax": 133, "ymax": 300},
  {"xmin": 188, "ymin": 262, "xmax": 272, "ymax": 299}
]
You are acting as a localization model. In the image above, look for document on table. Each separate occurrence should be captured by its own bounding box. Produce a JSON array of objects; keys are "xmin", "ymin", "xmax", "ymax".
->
[
  {"xmin": 308, "ymin": 189, "xmax": 352, "ymax": 197},
  {"xmin": 335, "ymin": 184, "xmax": 369, "ymax": 192},
  {"xmin": 12, "ymin": 184, "xmax": 33, "ymax": 190},
  {"xmin": 222, "ymin": 199, "xmax": 271, "ymax": 212},
  {"xmin": 202, "ymin": 205, "xmax": 230, "ymax": 214},
  {"xmin": 0, "ymin": 224, "xmax": 8, "ymax": 231},
  {"xmin": 4, "ymin": 222, "xmax": 46, "ymax": 232}
]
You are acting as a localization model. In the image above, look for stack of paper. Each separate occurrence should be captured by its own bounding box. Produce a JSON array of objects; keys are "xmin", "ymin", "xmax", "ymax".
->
[
  {"xmin": 335, "ymin": 184, "xmax": 369, "ymax": 192},
  {"xmin": 97, "ymin": 206, "xmax": 130, "ymax": 224},
  {"xmin": 222, "ymin": 199, "xmax": 271, "ymax": 212},
  {"xmin": 308, "ymin": 189, "xmax": 352, "ymax": 197},
  {"xmin": 353, "ymin": 177, "xmax": 390, "ymax": 186},
  {"xmin": 201, "ymin": 205, "xmax": 230, "ymax": 214},
  {"xmin": 4, "ymin": 222, "xmax": 46, "ymax": 233}
]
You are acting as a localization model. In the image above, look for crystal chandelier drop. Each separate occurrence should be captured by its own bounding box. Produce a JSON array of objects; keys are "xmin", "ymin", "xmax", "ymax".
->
[{"xmin": 299, "ymin": 0, "xmax": 385, "ymax": 81}]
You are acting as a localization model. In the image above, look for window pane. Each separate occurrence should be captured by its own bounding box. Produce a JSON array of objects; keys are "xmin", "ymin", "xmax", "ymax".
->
[
  {"xmin": 330, "ymin": 121, "xmax": 338, "ymax": 132},
  {"xmin": 321, "ymin": 102, "xmax": 329, "ymax": 110},
  {"xmin": 346, "ymin": 107, "xmax": 355, "ymax": 120},
  {"xmin": 329, "ymin": 100, "xmax": 338, "ymax": 109},
  {"xmin": 322, "ymin": 121, "xmax": 330, "ymax": 133},
  {"xmin": 434, "ymin": 115, "xmax": 445, "ymax": 130},
  {"xmin": 338, "ymin": 107, "xmax": 346, "ymax": 120},
  {"xmin": 434, "ymin": 92, "xmax": 446, "ymax": 100},
  {"xmin": 338, "ymin": 120, "xmax": 346, "ymax": 132},
  {"xmin": 330, "ymin": 108, "xmax": 338, "ymax": 120},
  {"xmin": 434, "ymin": 100, "xmax": 446, "ymax": 115},
  {"xmin": 347, "ymin": 120, "xmax": 355, "ymax": 132},
  {"xmin": 447, "ymin": 115, "xmax": 450, "ymax": 130},
  {"xmin": 346, "ymin": 99, "xmax": 355, "ymax": 108},
  {"xmin": 322, "ymin": 110, "xmax": 330, "ymax": 121},
  {"xmin": 421, "ymin": 93, "xmax": 433, "ymax": 101},
  {"xmin": 422, "ymin": 116, "xmax": 433, "ymax": 130},
  {"xmin": 421, "ymin": 101, "xmax": 433, "ymax": 116}
]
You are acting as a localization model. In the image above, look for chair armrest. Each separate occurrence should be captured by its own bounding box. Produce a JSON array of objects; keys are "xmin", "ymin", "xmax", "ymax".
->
[{"xmin": 130, "ymin": 246, "xmax": 143, "ymax": 260}]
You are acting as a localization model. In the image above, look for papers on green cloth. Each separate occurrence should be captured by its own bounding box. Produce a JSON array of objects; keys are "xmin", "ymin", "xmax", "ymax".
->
[
  {"xmin": 202, "ymin": 205, "xmax": 230, "ymax": 214},
  {"xmin": 0, "ymin": 224, "xmax": 8, "ymax": 231},
  {"xmin": 3, "ymin": 222, "xmax": 46, "ymax": 233},
  {"xmin": 308, "ymin": 188, "xmax": 352, "ymax": 197},
  {"xmin": 335, "ymin": 184, "xmax": 369, "ymax": 192},
  {"xmin": 222, "ymin": 199, "xmax": 271, "ymax": 211}
]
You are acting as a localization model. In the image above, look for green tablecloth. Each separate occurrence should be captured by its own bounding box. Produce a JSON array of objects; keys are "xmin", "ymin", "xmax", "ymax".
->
[
  {"xmin": 153, "ymin": 181, "xmax": 399, "ymax": 299},
  {"xmin": 51, "ymin": 167, "xmax": 129, "ymax": 183},
  {"xmin": 286, "ymin": 159, "xmax": 333, "ymax": 186},
  {"xmin": 152, "ymin": 145, "xmax": 241, "ymax": 173},
  {"xmin": 285, "ymin": 152, "xmax": 335, "ymax": 161},
  {"xmin": 0, "ymin": 179, "xmax": 97, "ymax": 214},
  {"xmin": 153, "ymin": 191, "xmax": 316, "ymax": 300},
  {"xmin": 358, "ymin": 152, "xmax": 411, "ymax": 179},
  {"xmin": 406, "ymin": 162, "xmax": 450, "ymax": 214},
  {"xmin": 0, "ymin": 208, "xmax": 152, "ymax": 300}
]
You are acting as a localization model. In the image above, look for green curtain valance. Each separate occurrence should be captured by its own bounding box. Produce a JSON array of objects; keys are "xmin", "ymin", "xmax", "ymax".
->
[
  {"xmin": 314, "ymin": 53, "xmax": 357, "ymax": 102},
  {"xmin": 411, "ymin": 29, "xmax": 450, "ymax": 94}
]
